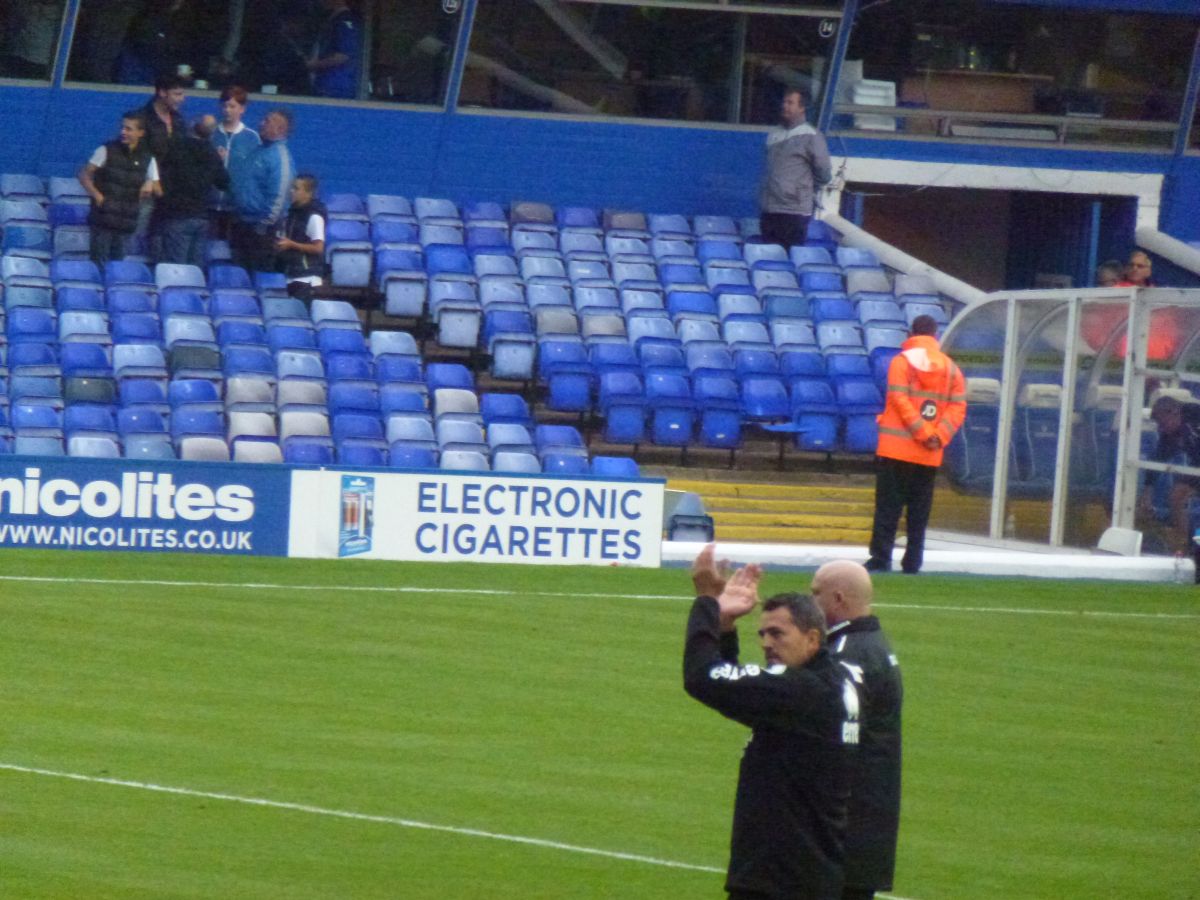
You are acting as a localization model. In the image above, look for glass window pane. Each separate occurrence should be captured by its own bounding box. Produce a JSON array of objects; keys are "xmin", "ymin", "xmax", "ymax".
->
[
  {"xmin": 465, "ymin": 0, "xmax": 842, "ymax": 124},
  {"xmin": 370, "ymin": 0, "xmax": 462, "ymax": 104},
  {"xmin": 66, "ymin": 1, "xmax": 460, "ymax": 106},
  {"xmin": 0, "ymin": 0, "xmax": 67, "ymax": 81},
  {"xmin": 838, "ymin": 0, "xmax": 1195, "ymax": 149}
]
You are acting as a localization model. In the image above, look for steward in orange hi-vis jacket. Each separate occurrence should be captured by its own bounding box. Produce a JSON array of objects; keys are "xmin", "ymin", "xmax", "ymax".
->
[{"xmin": 866, "ymin": 316, "xmax": 966, "ymax": 574}]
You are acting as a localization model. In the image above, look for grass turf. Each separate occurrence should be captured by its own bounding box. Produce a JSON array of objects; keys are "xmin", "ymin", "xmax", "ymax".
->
[{"xmin": 0, "ymin": 550, "xmax": 1196, "ymax": 899}]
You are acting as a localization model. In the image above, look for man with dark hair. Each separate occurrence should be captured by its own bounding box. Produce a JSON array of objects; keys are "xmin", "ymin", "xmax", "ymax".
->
[
  {"xmin": 687, "ymin": 547, "xmax": 859, "ymax": 900},
  {"xmin": 78, "ymin": 111, "xmax": 159, "ymax": 266},
  {"xmin": 810, "ymin": 560, "xmax": 903, "ymax": 900},
  {"xmin": 866, "ymin": 314, "xmax": 966, "ymax": 574},
  {"xmin": 231, "ymin": 107, "xmax": 295, "ymax": 272},
  {"xmin": 276, "ymin": 173, "xmax": 326, "ymax": 298},
  {"xmin": 759, "ymin": 88, "xmax": 831, "ymax": 249},
  {"xmin": 158, "ymin": 115, "xmax": 230, "ymax": 266},
  {"xmin": 142, "ymin": 73, "xmax": 188, "ymax": 160}
]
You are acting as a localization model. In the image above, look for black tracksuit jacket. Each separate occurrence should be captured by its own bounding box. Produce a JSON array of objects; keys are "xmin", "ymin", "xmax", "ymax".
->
[
  {"xmin": 827, "ymin": 615, "xmax": 903, "ymax": 893},
  {"xmin": 684, "ymin": 596, "xmax": 857, "ymax": 899}
]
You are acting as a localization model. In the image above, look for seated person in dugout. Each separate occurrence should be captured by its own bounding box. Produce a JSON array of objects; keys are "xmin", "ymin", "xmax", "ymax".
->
[{"xmin": 1137, "ymin": 395, "xmax": 1200, "ymax": 554}]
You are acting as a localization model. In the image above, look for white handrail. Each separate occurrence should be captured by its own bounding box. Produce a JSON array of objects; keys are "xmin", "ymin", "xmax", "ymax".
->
[
  {"xmin": 820, "ymin": 211, "xmax": 989, "ymax": 308},
  {"xmin": 1135, "ymin": 227, "xmax": 1200, "ymax": 277}
]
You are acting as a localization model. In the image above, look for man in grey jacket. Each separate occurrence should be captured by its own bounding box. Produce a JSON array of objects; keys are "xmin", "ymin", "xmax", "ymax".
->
[{"xmin": 759, "ymin": 89, "xmax": 832, "ymax": 248}]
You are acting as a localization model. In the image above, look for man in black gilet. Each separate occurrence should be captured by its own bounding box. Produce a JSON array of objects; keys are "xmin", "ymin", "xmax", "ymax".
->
[
  {"xmin": 810, "ymin": 560, "xmax": 903, "ymax": 900},
  {"xmin": 78, "ymin": 111, "xmax": 158, "ymax": 266},
  {"xmin": 687, "ymin": 551, "xmax": 859, "ymax": 899}
]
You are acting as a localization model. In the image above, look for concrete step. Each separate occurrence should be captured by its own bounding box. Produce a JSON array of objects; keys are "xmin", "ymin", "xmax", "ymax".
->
[
  {"xmin": 702, "ymin": 497, "xmax": 876, "ymax": 516},
  {"xmin": 669, "ymin": 480, "xmax": 874, "ymax": 503},
  {"xmin": 716, "ymin": 524, "xmax": 872, "ymax": 544},
  {"xmin": 667, "ymin": 476, "xmax": 876, "ymax": 545}
]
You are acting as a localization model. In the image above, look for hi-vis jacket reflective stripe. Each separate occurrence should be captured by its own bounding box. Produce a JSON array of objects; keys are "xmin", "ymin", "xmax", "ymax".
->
[{"xmin": 876, "ymin": 334, "xmax": 967, "ymax": 467}]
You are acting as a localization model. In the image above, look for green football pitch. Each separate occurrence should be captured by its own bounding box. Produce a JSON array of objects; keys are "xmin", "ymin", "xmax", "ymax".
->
[{"xmin": 1, "ymin": 549, "xmax": 1196, "ymax": 900}]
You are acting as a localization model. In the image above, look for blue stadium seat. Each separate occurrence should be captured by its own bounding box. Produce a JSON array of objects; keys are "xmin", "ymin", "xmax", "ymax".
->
[
  {"xmin": 330, "ymin": 381, "xmax": 381, "ymax": 416},
  {"xmin": 542, "ymin": 453, "xmax": 589, "ymax": 475},
  {"xmin": 645, "ymin": 370, "xmax": 694, "ymax": 447},
  {"xmin": 591, "ymin": 455, "xmax": 640, "ymax": 477},
  {"xmin": 209, "ymin": 265, "xmax": 254, "ymax": 291},
  {"xmin": 58, "ymin": 286, "xmax": 105, "ymax": 313},
  {"xmin": 67, "ymin": 435, "xmax": 120, "ymax": 458},
  {"xmin": 426, "ymin": 362, "xmax": 474, "ymax": 394},
  {"xmin": 50, "ymin": 259, "xmax": 102, "ymax": 290},
  {"xmin": 9, "ymin": 342, "xmax": 61, "ymax": 378},
  {"xmin": 217, "ymin": 321, "xmax": 268, "ymax": 349},
  {"xmin": 834, "ymin": 246, "xmax": 879, "ymax": 270},
  {"xmin": 367, "ymin": 194, "xmax": 415, "ymax": 220},
  {"xmin": 740, "ymin": 376, "xmax": 789, "ymax": 422},
  {"xmin": 64, "ymin": 405, "xmax": 118, "ymax": 441},
  {"xmin": 686, "ymin": 343, "xmax": 735, "ymax": 378},
  {"xmin": 816, "ymin": 322, "xmax": 866, "ymax": 354},
  {"xmin": 332, "ymin": 413, "xmax": 387, "ymax": 451},
  {"xmin": 534, "ymin": 424, "xmax": 588, "ymax": 459},
  {"xmin": 337, "ymin": 443, "xmax": 386, "ymax": 467},
  {"xmin": 113, "ymin": 343, "xmax": 169, "ymax": 380},
  {"xmin": 480, "ymin": 392, "xmax": 534, "ymax": 429},
  {"xmin": 386, "ymin": 416, "xmax": 437, "ymax": 452},
  {"xmin": 388, "ymin": 444, "xmax": 437, "ymax": 470},
  {"xmin": 846, "ymin": 269, "xmax": 893, "ymax": 299},
  {"xmin": 169, "ymin": 378, "xmax": 222, "ymax": 412},
  {"xmin": 375, "ymin": 248, "xmax": 427, "ymax": 317},
  {"xmin": 107, "ymin": 289, "xmax": 156, "ymax": 315},
  {"xmin": 117, "ymin": 408, "xmax": 170, "ymax": 441},
  {"xmin": 118, "ymin": 378, "xmax": 170, "ymax": 413},
  {"xmin": 694, "ymin": 374, "xmax": 742, "ymax": 451},
  {"xmin": 693, "ymin": 216, "xmax": 739, "ymax": 240},
  {"xmin": 213, "ymin": 291, "xmax": 263, "ymax": 325},
  {"xmin": 826, "ymin": 352, "xmax": 874, "ymax": 385},
  {"xmin": 439, "ymin": 449, "xmax": 489, "ymax": 472}
]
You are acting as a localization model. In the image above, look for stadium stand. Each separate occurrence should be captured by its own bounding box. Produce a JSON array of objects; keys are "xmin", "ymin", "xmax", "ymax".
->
[{"xmin": 0, "ymin": 184, "xmax": 977, "ymax": 472}]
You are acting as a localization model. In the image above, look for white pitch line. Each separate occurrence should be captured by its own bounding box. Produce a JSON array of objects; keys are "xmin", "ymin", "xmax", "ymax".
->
[
  {"xmin": 1, "ymin": 574, "xmax": 1198, "ymax": 621},
  {"xmin": 1, "ymin": 762, "xmax": 920, "ymax": 900},
  {"xmin": 0, "ymin": 763, "xmax": 721, "ymax": 875}
]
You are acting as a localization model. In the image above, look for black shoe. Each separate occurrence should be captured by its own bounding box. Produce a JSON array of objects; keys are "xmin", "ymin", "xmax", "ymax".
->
[
  {"xmin": 901, "ymin": 568, "xmax": 920, "ymax": 575},
  {"xmin": 863, "ymin": 558, "xmax": 892, "ymax": 572}
]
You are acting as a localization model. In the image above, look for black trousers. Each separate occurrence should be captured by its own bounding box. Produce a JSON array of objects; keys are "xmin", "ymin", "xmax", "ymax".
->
[
  {"xmin": 230, "ymin": 220, "xmax": 278, "ymax": 273},
  {"xmin": 759, "ymin": 212, "xmax": 810, "ymax": 248},
  {"xmin": 842, "ymin": 889, "xmax": 876, "ymax": 900},
  {"xmin": 868, "ymin": 456, "xmax": 938, "ymax": 573}
]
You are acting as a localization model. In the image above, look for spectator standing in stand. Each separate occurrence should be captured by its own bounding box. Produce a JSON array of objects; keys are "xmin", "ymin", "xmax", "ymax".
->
[
  {"xmin": 230, "ymin": 107, "xmax": 295, "ymax": 273},
  {"xmin": 275, "ymin": 174, "xmax": 326, "ymax": 301},
  {"xmin": 158, "ymin": 115, "xmax": 229, "ymax": 267},
  {"xmin": 758, "ymin": 88, "xmax": 831, "ymax": 249},
  {"xmin": 210, "ymin": 85, "xmax": 261, "ymax": 240},
  {"xmin": 78, "ymin": 111, "xmax": 159, "ymax": 266}
]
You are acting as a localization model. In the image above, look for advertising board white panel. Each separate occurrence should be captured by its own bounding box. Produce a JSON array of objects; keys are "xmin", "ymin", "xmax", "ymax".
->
[{"xmin": 288, "ymin": 469, "xmax": 665, "ymax": 567}]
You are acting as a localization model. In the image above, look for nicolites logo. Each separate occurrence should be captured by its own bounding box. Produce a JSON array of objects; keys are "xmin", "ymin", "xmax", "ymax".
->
[{"xmin": 0, "ymin": 468, "xmax": 255, "ymax": 522}]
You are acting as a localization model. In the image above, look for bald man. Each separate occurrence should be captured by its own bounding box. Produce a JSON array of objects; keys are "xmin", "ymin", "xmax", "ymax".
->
[{"xmin": 810, "ymin": 561, "xmax": 903, "ymax": 900}]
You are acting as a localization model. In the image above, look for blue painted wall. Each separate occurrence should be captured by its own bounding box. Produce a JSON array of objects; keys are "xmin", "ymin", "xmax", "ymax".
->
[{"xmin": 2, "ymin": 82, "xmax": 1197, "ymax": 238}]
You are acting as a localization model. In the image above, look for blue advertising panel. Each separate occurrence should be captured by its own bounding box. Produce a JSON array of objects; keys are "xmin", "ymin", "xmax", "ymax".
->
[{"xmin": 0, "ymin": 457, "xmax": 292, "ymax": 556}]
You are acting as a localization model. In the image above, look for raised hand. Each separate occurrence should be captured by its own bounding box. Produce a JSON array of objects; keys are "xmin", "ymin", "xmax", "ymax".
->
[
  {"xmin": 716, "ymin": 564, "xmax": 762, "ymax": 631},
  {"xmin": 691, "ymin": 542, "xmax": 733, "ymax": 598}
]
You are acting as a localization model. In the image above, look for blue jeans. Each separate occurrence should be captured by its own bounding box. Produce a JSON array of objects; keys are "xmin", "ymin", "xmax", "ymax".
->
[{"xmin": 160, "ymin": 216, "xmax": 209, "ymax": 267}]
